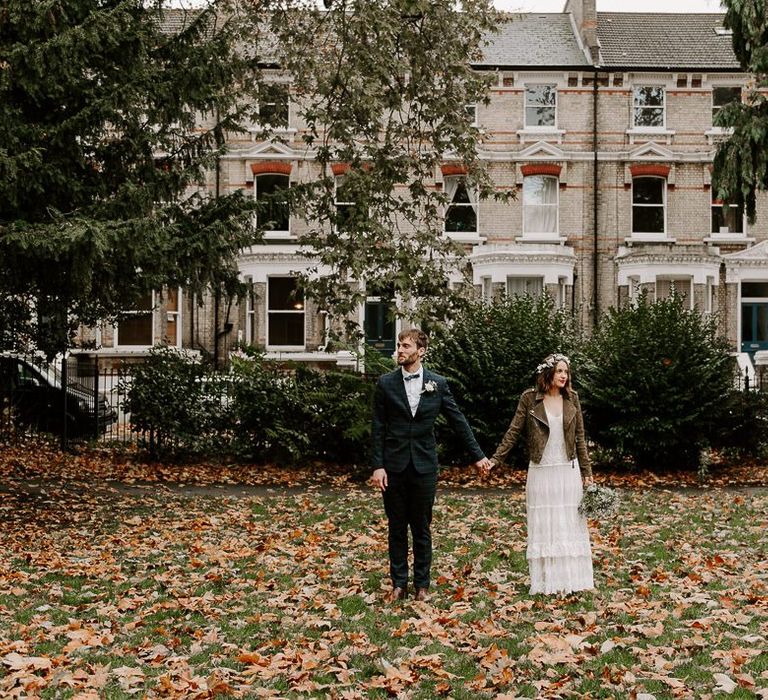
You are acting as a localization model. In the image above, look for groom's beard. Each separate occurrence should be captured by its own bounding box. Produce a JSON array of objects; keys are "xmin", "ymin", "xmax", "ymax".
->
[{"xmin": 397, "ymin": 351, "xmax": 420, "ymax": 367}]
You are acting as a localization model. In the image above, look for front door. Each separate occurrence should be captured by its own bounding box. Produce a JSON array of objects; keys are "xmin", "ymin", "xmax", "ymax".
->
[
  {"xmin": 740, "ymin": 302, "xmax": 768, "ymax": 354},
  {"xmin": 364, "ymin": 298, "xmax": 396, "ymax": 355}
]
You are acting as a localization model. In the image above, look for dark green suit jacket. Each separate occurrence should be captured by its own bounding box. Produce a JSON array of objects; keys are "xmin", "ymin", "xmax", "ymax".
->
[{"xmin": 371, "ymin": 367, "xmax": 485, "ymax": 474}]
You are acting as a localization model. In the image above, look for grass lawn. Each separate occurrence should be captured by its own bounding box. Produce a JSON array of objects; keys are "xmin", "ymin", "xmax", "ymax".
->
[{"xmin": 0, "ymin": 482, "xmax": 766, "ymax": 698}]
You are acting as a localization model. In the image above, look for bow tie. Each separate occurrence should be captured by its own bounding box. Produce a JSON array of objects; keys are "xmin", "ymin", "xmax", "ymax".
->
[{"xmin": 403, "ymin": 373, "xmax": 421, "ymax": 381}]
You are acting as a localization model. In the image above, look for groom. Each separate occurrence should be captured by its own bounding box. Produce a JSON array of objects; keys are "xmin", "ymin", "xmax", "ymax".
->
[{"xmin": 371, "ymin": 328, "xmax": 492, "ymax": 602}]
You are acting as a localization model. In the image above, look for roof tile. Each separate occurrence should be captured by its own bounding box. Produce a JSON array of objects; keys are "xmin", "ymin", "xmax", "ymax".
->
[
  {"xmin": 597, "ymin": 12, "xmax": 741, "ymax": 69},
  {"xmin": 476, "ymin": 13, "xmax": 591, "ymax": 68}
]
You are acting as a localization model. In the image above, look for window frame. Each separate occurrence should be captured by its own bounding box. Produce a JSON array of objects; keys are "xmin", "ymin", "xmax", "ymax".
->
[
  {"xmin": 632, "ymin": 86, "xmax": 666, "ymax": 129},
  {"xmin": 711, "ymin": 193, "xmax": 744, "ymax": 236},
  {"xmin": 631, "ymin": 176, "xmax": 667, "ymax": 237},
  {"xmin": 443, "ymin": 175, "xmax": 479, "ymax": 235},
  {"xmin": 481, "ymin": 276, "xmax": 493, "ymax": 303},
  {"xmin": 245, "ymin": 277, "xmax": 257, "ymax": 346},
  {"xmin": 255, "ymin": 172, "xmax": 291, "ymax": 237},
  {"xmin": 162, "ymin": 288, "xmax": 182, "ymax": 347},
  {"xmin": 266, "ymin": 276, "xmax": 305, "ymax": 351},
  {"xmin": 334, "ymin": 175, "xmax": 356, "ymax": 233},
  {"xmin": 711, "ymin": 85, "xmax": 741, "ymax": 127},
  {"xmin": 257, "ymin": 83, "xmax": 290, "ymax": 129},
  {"xmin": 522, "ymin": 174, "xmax": 559, "ymax": 238},
  {"xmin": 524, "ymin": 84, "xmax": 557, "ymax": 128},
  {"xmin": 506, "ymin": 276, "xmax": 544, "ymax": 299},
  {"xmin": 114, "ymin": 291, "xmax": 156, "ymax": 349}
]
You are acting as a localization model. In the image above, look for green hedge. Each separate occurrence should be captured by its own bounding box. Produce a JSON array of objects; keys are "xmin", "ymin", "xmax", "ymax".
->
[
  {"xmin": 126, "ymin": 293, "xmax": 764, "ymax": 472},
  {"xmin": 428, "ymin": 293, "xmax": 579, "ymax": 466},
  {"xmin": 126, "ymin": 345, "xmax": 378, "ymax": 465},
  {"xmin": 123, "ymin": 346, "xmax": 231, "ymax": 455},
  {"xmin": 578, "ymin": 291, "xmax": 735, "ymax": 470}
]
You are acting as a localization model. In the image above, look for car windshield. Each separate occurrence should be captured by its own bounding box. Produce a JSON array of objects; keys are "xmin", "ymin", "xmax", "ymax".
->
[{"xmin": 1, "ymin": 356, "xmax": 62, "ymax": 389}]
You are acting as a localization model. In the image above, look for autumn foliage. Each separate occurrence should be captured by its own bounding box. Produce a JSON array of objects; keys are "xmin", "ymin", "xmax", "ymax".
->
[{"xmin": 0, "ymin": 440, "xmax": 766, "ymax": 697}]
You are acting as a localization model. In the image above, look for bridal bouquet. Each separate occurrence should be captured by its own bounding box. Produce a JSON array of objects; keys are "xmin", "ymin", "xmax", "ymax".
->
[{"xmin": 578, "ymin": 484, "xmax": 619, "ymax": 519}]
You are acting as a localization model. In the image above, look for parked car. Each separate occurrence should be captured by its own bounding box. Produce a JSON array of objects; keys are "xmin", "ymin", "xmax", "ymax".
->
[{"xmin": 0, "ymin": 354, "xmax": 116, "ymax": 438}]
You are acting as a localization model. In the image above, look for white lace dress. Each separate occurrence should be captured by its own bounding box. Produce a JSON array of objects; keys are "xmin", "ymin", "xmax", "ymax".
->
[{"xmin": 526, "ymin": 407, "xmax": 594, "ymax": 595}]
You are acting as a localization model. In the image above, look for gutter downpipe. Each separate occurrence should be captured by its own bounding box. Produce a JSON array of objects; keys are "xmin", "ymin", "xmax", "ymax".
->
[
  {"xmin": 213, "ymin": 107, "xmax": 222, "ymax": 368},
  {"xmin": 592, "ymin": 67, "xmax": 599, "ymax": 327}
]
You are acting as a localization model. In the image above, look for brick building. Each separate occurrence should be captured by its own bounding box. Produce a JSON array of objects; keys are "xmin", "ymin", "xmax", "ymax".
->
[{"xmin": 81, "ymin": 2, "xmax": 768, "ymax": 371}]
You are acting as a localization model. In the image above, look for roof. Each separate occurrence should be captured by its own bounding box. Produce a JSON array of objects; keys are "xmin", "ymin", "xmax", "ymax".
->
[
  {"xmin": 597, "ymin": 12, "xmax": 742, "ymax": 70},
  {"xmin": 157, "ymin": 8, "xmax": 280, "ymax": 65},
  {"xmin": 156, "ymin": 8, "xmax": 202, "ymax": 34},
  {"xmin": 475, "ymin": 13, "xmax": 591, "ymax": 68}
]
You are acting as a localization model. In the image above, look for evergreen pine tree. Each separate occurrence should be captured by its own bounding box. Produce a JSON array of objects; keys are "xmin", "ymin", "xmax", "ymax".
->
[
  {"xmin": 712, "ymin": 0, "xmax": 768, "ymax": 223},
  {"xmin": 0, "ymin": 0, "xmax": 263, "ymax": 356}
]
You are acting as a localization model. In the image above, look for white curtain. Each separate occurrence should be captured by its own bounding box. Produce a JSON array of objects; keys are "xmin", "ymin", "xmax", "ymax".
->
[
  {"xmin": 523, "ymin": 176, "xmax": 558, "ymax": 234},
  {"xmin": 466, "ymin": 180, "xmax": 479, "ymax": 217},
  {"xmin": 444, "ymin": 176, "xmax": 459, "ymax": 205}
]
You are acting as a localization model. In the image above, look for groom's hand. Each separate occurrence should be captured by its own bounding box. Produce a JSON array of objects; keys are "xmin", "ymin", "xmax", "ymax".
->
[{"xmin": 371, "ymin": 468, "xmax": 388, "ymax": 492}]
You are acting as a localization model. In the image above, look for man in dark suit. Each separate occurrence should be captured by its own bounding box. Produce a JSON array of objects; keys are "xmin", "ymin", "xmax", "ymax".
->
[{"xmin": 371, "ymin": 328, "xmax": 492, "ymax": 602}]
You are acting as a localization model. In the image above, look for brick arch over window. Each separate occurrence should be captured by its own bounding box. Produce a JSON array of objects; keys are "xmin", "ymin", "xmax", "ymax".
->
[
  {"xmin": 520, "ymin": 163, "xmax": 562, "ymax": 178},
  {"xmin": 441, "ymin": 164, "xmax": 468, "ymax": 177},
  {"xmin": 251, "ymin": 161, "xmax": 292, "ymax": 176},
  {"xmin": 630, "ymin": 164, "xmax": 670, "ymax": 179},
  {"xmin": 331, "ymin": 163, "xmax": 350, "ymax": 177}
]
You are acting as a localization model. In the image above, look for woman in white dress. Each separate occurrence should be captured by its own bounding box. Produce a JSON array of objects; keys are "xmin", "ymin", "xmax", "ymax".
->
[{"xmin": 489, "ymin": 354, "xmax": 594, "ymax": 595}]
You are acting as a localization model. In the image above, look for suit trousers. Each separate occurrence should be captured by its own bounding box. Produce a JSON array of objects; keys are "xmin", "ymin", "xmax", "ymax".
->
[{"xmin": 382, "ymin": 461, "xmax": 438, "ymax": 590}]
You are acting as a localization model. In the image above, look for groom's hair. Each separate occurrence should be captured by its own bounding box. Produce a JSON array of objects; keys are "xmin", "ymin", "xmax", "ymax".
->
[{"xmin": 398, "ymin": 328, "xmax": 429, "ymax": 350}]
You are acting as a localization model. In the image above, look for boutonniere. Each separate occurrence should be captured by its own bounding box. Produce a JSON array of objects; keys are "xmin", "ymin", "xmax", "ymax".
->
[{"xmin": 421, "ymin": 380, "xmax": 438, "ymax": 394}]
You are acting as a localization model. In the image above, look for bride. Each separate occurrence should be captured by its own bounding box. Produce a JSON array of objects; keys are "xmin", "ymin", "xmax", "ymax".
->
[{"xmin": 489, "ymin": 353, "xmax": 594, "ymax": 596}]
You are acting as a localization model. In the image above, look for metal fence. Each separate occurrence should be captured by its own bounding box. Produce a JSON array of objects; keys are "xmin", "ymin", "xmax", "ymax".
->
[
  {"xmin": 733, "ymin": 367, "xmax": 768, "ymax": 393},
  {"xmin": 0, "ymin": 354, "xmax": 141, "ymax": 448},
  {"xmin": 3, "ymin": 353, "xmax": 767, "ymax": 450}
]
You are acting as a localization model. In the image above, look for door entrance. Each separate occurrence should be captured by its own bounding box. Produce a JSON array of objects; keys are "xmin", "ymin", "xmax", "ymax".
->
[
  {"xmin": 364, "ymin": 297, "xmax": 396, "ymax": 355},
  {"xmin": 741, "ymin": 302, "xmax": 768, "ymax": 354}
]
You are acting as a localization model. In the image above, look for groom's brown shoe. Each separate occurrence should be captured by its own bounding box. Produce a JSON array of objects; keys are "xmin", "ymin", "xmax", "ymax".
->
[
  {"xmin": 387, "ymin": 586, "xmax": 407, "ymax": 602},
  {"xmin": 414, "ymin": 587, "xmax": 430, "ymax": 602}
]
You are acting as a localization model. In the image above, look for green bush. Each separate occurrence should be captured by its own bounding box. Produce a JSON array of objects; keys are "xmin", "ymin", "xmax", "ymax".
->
[
  {"xmin": 229, "ymin": 352, "xmax": 308, "ymax": 463},
  {"xmin": 429, "ymin": 293, "xmax": 580, "ymax": 466},
  {"xmin": 124, "ymin": 346, "xmax": 232, "ymax": 455},
  {"xmin": 710, "ymin": 387, "xmax": 768, "ymax": 458},
  {"xmin": 578, "ymin": 291, "xmax": 734, "ymax": 470},
  {"xmin": 293, "ymin": 365, "xmax": 375, "ymax": 464},
  {"xmin": 229, "ymin": 346, "xmax": 381, "ymax": 465}
]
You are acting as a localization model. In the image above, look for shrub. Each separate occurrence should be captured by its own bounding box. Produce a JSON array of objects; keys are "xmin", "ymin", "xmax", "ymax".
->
[
  {"xmin": 124, "ymin": 346, "xmax": 232, "ymax": 455},
  {"xmin": 710, "ymin": 388, "xmax": 768, "ymax": 458},
  {"xmin": 293, "ymin": 365, "xmax": 375, "ymax": 464},
  {"xmin": 229, "ymin": 352, "xmax": 308, "ymax": 463},
  {"xmin": 578, "ymin": 291, "xmax": 734, "ymax": 470},
  {"xmin": 428, "ymin": 293, "xmax": 580, "ymax": 466}
]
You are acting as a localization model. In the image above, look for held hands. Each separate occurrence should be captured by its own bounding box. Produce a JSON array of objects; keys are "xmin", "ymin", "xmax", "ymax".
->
[
  {"xmin": 371, "ymin": 468, "xmax": 388, "ymax": 492},
  {"xmin": 373, "ymin": 461, "xmax": 493, "ymax": 488},
  {"xmin": 475, "ymin": 457, "xmax": 494, "ymax": 478}
]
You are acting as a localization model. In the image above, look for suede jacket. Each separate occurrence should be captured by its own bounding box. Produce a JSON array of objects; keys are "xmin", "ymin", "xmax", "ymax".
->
[{"xmin": 491, "ymin": 388, "xmax": 592, "ymax": 478}]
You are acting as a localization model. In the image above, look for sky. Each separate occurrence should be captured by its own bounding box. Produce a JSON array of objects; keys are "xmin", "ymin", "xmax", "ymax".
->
[{"xmin": 497, "ymin": 0, "xmax": 724, "ymax": 10}]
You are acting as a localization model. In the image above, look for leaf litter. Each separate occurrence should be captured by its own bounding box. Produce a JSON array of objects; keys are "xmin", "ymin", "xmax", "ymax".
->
[{"xmin": 0, "ymin": 440, "xmax": 766, "ymax": 697}]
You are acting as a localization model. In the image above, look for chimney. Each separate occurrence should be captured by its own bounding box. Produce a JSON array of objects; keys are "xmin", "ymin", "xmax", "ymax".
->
[{"xmin": 564, "ymin": 0, "xmax": 600, "ymax": 64}]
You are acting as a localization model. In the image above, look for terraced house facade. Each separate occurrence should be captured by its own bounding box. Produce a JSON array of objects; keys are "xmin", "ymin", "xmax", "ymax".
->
[{"xmin": 84, "ymin": 1, "xmax": 768, "ymax": 371}]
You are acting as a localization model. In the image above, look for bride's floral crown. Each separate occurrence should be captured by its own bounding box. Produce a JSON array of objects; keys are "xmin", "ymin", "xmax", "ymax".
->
[{"xmin": 536, "ymin": 353, "xmax": 570, "ymax": 375}]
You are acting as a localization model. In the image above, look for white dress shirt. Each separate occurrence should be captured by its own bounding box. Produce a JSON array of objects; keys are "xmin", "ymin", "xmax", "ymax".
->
[{"xmin": 402, "ymin": 367, "xmax": 422, "ymax": 416}]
